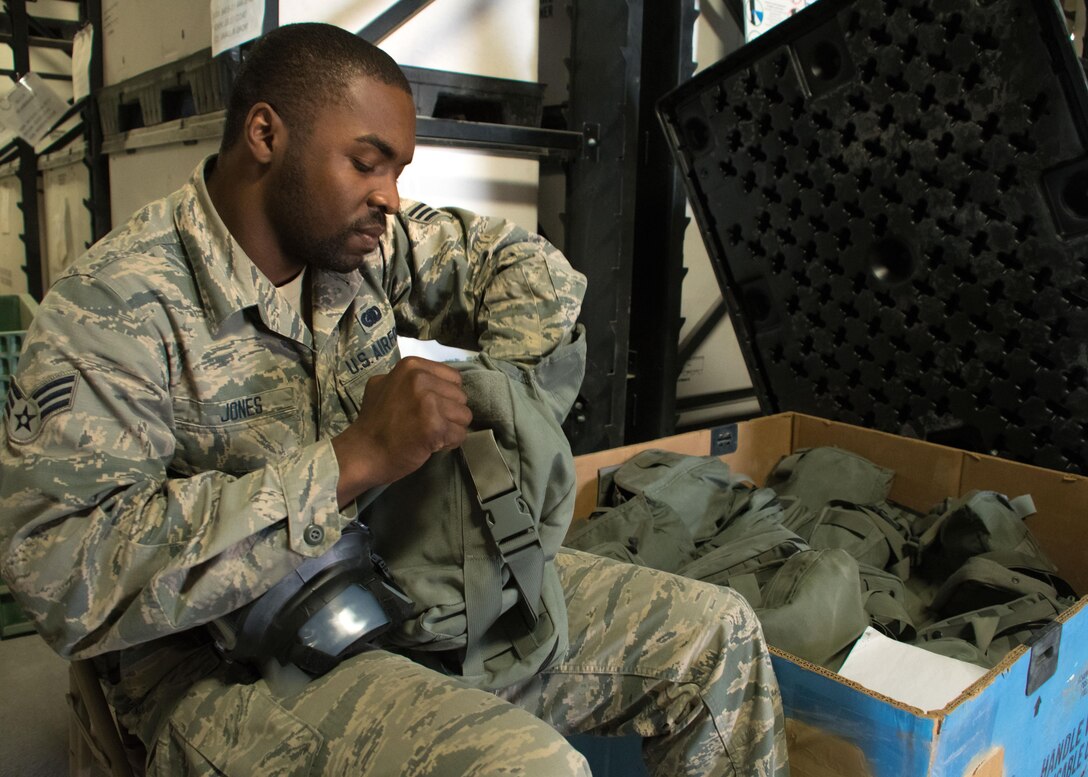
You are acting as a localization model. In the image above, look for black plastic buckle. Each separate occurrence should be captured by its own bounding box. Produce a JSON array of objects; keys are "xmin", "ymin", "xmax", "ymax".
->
[
  {"xmin": 480, "ymin": 489, "xmax": 540, "ymax": 557},
  {"xmin": 480, "ymin": 488, "xmax": 544, "ymax": 627}
]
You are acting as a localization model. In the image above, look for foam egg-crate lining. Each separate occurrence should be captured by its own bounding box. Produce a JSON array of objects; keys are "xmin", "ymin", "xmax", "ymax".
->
[{"xmin": 660, "ymin": 0, "xmax": 1088, "ymax": 474}]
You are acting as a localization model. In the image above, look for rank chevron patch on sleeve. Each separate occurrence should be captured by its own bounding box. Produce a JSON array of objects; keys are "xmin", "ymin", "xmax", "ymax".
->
[
  {"xmin": 404, "ymin": 202, "xmax": 440, "ymax": 223},
  {"xmin": 5, "ymin": 372, "xmax": 79, "ymax": 443}
]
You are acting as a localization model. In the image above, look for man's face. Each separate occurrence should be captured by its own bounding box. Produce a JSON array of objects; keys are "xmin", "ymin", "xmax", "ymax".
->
[{"xmin": 266, "ymin": 75, "xmax": 416, "ymax": 274}]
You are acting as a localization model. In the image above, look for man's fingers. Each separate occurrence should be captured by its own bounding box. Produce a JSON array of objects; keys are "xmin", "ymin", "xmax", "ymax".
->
[
  {"xmin": 339, "ymin": 354, "xmax": 477, "ymax": 494},
  {"xmin": 427, "ymin": 393, "xmax": 473, "ymax": 450},
  {"xmin": 398, "ymin": 355, "xmax": 464, "ymax": 385},
  {"xmin": 394, "ymin": 357, "xmax": 470, "ymax": 405},
  {"xmin": 389, "ymin": 357, "xmax": 473, "ymax": 453}
]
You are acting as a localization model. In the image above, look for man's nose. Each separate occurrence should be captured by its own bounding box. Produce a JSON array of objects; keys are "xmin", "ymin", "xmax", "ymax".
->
[{"xmin": 369, "ymin": 174, "xmax": 400, "ymax": 215}]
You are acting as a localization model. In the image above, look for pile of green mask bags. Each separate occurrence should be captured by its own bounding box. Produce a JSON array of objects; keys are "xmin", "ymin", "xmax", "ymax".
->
[{"xmin": 563, "ymin": 446, "xmax": 1078, "ymax": 672}]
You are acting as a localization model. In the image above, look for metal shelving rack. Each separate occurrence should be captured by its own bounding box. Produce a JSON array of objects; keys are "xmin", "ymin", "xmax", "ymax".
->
[
  {"xmin": 623, "ymin": 0, "xmax": 702, "ymax": 445},
  {"xmin": 561, "ymin": 0, "xmax": 759, "ymax": 449},
  {"xmin": 0, "ymin": 0, "xmax": 109, "ymax": 300}
]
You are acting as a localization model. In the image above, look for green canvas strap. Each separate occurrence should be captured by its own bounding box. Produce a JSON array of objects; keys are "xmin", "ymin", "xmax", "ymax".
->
[
  {"xmin": 462, "ymin": 555, "xmax": 503, "ymax": 677},
  {"xmin": 679, "ymin": 526, "xmax": 805, "ymax": 587},
  {"xmin": 461, "ymin": 429, "xmax": 545, "ymax": 630},
  {"xmin": 862, "ymin": 590, "xmax": 916, "ymax": 641},
  {"xmin": 769, "ymin": 452, "xmax": 803, "ymax": 482},
  {"xmin": 916, "ymin": 592, "xmax": 1064, "ymax": 654},
  {"xmin": 811, "ymin": 503, "xmax": 913, "ymax": 579},
  {"xmin": 746, "ymin": 487, "xmax": 779, "ymax": 514},
  {"xmin": 863, "ymin": 505, "xmax": 914, "ymax": 579},
  {"xmin": 726, "ymin": 573, "xmax": 763, "ymax": 608}
]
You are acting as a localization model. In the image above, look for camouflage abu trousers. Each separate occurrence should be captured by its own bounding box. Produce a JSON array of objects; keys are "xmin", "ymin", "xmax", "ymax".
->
[{"xmin": 145, "ymin": 548, "xmax": 787, "ymax": 776}]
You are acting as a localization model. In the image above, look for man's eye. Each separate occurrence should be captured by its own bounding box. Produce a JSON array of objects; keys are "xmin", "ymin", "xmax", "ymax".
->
[{"xmin": 352, "ymin": 159, "xmax": 373, "ymax": 173}]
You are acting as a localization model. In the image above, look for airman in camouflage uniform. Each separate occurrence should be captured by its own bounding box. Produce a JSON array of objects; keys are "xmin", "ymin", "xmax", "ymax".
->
[{"xmin": 0, "ymin": 23, "xmax": 786, "ymax": 776}]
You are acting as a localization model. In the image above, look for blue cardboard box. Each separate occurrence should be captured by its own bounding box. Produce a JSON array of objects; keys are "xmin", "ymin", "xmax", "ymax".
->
[{"xmin": 571, "ymin": 413, "xmax": 1088, "ymax": 776}]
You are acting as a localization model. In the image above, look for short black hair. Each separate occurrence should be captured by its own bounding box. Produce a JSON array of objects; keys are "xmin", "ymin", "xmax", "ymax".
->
[{"xmin": 220, "ymin": 23, "xmax": 413, "ymax": 152}]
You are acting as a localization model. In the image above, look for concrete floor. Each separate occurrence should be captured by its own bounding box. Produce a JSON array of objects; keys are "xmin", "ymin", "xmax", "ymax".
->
[{"xmin": 0, "ymin": 633, "xmax": 70, "ymax": 777}]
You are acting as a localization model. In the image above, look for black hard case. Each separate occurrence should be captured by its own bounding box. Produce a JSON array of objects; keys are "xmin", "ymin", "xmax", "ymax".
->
[{"xmin": 658, "ymin": 0, "xmax": 1088, "ymax": 474}]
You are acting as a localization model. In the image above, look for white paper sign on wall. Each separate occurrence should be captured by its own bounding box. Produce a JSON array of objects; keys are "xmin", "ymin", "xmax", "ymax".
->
[
  {"xmin": 0, "ymin": 72, "xmax": 69, "ymax": 146},
  {"xmin": 211, "ymin": 0, "xmax": 265, "ymax": 56}
]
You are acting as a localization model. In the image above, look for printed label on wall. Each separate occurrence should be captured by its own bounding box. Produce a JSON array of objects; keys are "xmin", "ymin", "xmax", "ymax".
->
[
  {"xmin": 745, "ymin": 0, "xmax": 822, "ymax": 41},
  {"xmin": 211, "ymin": 0, "xmax": 264, "ymax": 56}
]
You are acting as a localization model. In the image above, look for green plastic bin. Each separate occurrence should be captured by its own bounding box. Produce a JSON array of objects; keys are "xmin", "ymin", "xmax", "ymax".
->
[{"xmin": 0, "ymin": 293, "xmax": 36, "ymax": 398}]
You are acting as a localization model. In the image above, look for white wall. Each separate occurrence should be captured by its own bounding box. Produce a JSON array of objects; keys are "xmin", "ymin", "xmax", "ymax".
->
[
  {"xmin": 40, "ymin": 147, "xmax": 94, "ymax": 288},
  {"xmin": 0, "ymin": 164, "xmax": 28, "ymax": 295},
  {"xmin": 281, "ymin": 0, "xmax": 541, "ymax": 229},
  {"xmin": 102, "ymin": 0, "xmax": 541, "ymax": 85},
  {"xmin": 281, "ymin": 0, "xmax": 537, "ymax": 81},
  {"xmin": 102, "ymin": 0, "xmax": 210, "ymax": 86},
  {"xmin": 108, "ymin": 136, "xmax": 218, "ymax": 226},
  {"xmin": 102, "ymin": 1, "xmax": 541, "ymax": 231}
]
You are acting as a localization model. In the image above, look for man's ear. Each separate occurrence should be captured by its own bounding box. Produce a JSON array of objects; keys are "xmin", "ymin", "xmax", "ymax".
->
[{"xmin": 243, "ymin": 102, "xmax": 283, "ymax": 164}]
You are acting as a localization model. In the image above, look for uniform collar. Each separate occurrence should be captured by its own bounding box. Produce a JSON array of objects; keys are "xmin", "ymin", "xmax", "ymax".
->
[{"xmin": 174, "ymin": 155, "xmax": 366, "ymax": 345}]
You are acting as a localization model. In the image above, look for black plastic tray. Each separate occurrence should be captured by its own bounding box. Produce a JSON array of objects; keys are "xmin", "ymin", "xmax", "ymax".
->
[{"xmin": 659, "ymin": 0, "xmax": 1088, "ymax": 474}]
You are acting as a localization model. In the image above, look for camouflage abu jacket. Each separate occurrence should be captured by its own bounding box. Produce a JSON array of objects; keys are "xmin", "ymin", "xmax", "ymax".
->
[{"xmin": 0, "ymin": 157, "xmax": 585, "ymax": 735}]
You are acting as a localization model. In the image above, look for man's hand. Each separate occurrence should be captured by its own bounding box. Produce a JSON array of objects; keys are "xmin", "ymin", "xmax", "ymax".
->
[{"xmin": 332, "ymin": 357, "xmax": 472, "ymax": 507}]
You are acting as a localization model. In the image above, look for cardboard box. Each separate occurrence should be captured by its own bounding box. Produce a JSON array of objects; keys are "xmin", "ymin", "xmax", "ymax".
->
[{"xmin": 570, "ymin": 413, "xmax": 1088, "ymax": 776}]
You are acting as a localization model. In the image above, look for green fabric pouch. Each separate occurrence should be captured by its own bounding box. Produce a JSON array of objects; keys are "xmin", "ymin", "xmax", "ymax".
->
[
  {"xmin": 916, "ymin": 490, "xmax": 1043, "ymax": 569},
  {"xmin": 563, "ymin": 496, "xmax": 698, "ymax": 572},
  {"xmin": 677, "ymin": 516, "xmax": 809, "ymax": 606},
  {"xmin": 978, "ymin": 550, "xmax": 1078, "ymax": 599},
  {"xmin": 755, "ymin": 548, "xmax": 869, "ymax": 671},
  {"xmin": 367, "ymin": 330, "xmax": 586, "ymax": 690},
  {"xmin": 929, "ymin": 552, "xmax": 1075, "ymax": 617},
  {"xmin": 608, "ymin": 449, "xmax": 752, "ymax": 544},
  {"xmin": 766, "ymin": 447, "xmax": 895, "ymax": 513}
]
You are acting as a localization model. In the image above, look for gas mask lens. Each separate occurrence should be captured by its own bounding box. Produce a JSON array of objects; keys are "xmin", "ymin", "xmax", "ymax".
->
[{"xmin": 297, "ymin": 583, "xmax": 392, "ymax": 657}]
